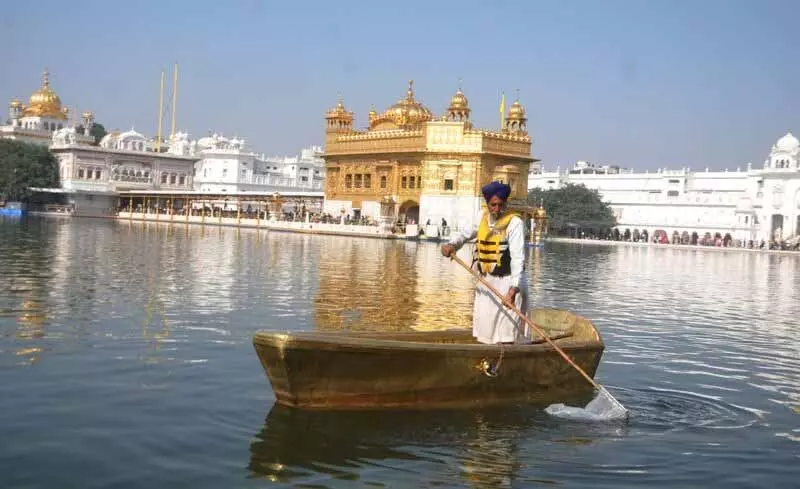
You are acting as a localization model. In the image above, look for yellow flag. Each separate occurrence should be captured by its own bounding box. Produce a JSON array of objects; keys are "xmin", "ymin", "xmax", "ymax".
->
[{"xmin": 499, "ymin": 91, "xmax": 506, "ymax": 129}]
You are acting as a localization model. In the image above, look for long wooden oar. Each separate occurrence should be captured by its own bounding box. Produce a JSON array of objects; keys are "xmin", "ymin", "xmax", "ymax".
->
[{"xmin": 450, "ymin": 254, "xmax": 629, "ymax": 420}]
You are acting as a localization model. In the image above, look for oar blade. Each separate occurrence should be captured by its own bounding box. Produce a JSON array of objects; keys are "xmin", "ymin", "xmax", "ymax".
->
[{"xmin": 545, "ymin": 387, "xmax": 629, "ymax": 422}]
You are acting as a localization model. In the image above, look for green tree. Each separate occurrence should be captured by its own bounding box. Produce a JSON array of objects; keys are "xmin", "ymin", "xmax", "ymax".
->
[
  {"xmin": 0, "ymin": 140, "xmax": 59, "ymax": 201},
  {"xmin": 527, "ymin": 183, "xmax": 616, "ymax": 236},
  {"xmin": 74, "ymin": 122, "xmax": 107, "ymax": 144}
]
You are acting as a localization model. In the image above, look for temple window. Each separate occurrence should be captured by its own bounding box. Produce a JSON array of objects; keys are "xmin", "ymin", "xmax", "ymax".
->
[
  {"xmin": 222, "ymin": 168, "xmax": 228, "ymax": 177},
  {"xmin": 78, "ymin": 168, "xmax": 85, "ymax": 179},
  {"xmin": 144, "ymin": 171, "xmax": 150, "ymax": 180},
  {"xmin": 364, "ymin": 174, "xmax": 371, "ymax": 188},
  {"xmin": 444, "ymin": 178, "xmax": 454, "ymax": 191},
  {"xmin": 170, "ymin": 173, "xmax": 177, "ymax": 184},
  {"xmin": 345, "ymin": 174, "xmax": 352, "ymax": 189},
  {"xmin": 380, "ymin": 175, "xmax": 387, "ymax": 189},
  {"xmin": 354, "ymin": 174, "xmax": 363, "ymax": 188},
  {"xmin": 161, "ymin": 173, "xmax": 168, "ymax": 184},
  {"xmin": 667, "ymin": 190, "xmax": 679, "ymax": 198},
  {"xmin": 402, "ymin": 176, "xmax": 408, "ymax": 189},
  {"xmin": 409, "ymin": 176, "xmax": 415, "ymax": 188},
  {"xmin": 179, "ymin": 175, "xmax": 186, "ymax": 185},
  {"xmin": 94, "ymin": 169, "xmax": 101, "ymax": 179}
]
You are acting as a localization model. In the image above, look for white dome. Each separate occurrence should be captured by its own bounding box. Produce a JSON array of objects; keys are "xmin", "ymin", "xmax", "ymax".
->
[
  {"xmin": 775, "ymin": 132, "xmax": 799, "ymax": 152},
  {"xmin": 119, "ymin": 129, "xmax": 145, "ymax": 141}
]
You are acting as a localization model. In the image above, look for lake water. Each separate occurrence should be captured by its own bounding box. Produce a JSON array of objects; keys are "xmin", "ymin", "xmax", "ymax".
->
[{"xmin": 1, "ymin": 217, "xmax": 798, "ymax": 488}]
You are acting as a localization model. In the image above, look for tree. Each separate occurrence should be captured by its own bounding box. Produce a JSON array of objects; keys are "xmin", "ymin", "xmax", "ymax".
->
[
  {"xmin": 527, "ymin": 183, "xmax": 616, "ymax": 236},
  {"xmin": 0, "ymin": 140, "xmax": 59, "ymax": 201},
  {"xmin": 74, "ymin": 122, "xmax": 107, "ymax": 144}
]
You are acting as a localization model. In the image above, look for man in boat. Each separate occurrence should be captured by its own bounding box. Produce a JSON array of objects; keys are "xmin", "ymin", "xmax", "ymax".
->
[{"xmin": 441, "ymin": 181, "xmax": 530, "ymax": 345}]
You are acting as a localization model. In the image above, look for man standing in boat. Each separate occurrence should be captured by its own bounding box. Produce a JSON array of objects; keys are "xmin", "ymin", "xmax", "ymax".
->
[{"xmin": 441, "ymin": 181, "xmax": 531, "ymax": 345}]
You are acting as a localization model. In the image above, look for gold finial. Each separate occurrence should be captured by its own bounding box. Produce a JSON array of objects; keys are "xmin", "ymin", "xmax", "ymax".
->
[
  {"xmin": 515, "ymin": 88, "xmax": 520, "ymax": 101},
  {"xmin": 42, "ymin": 69, "xmax": 50, "ymax": 88},
  {"xmin": 457, "ymin": 77, "xmax": 463, "ymax": 92},
  {"xmin": 407, "ymin": 79, "xmax": 414, "ymax": 99}
]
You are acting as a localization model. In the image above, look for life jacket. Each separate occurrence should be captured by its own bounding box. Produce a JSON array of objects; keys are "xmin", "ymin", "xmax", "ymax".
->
[{"xmin": 475, "ymin": 211, "xmax": 519, "ymax": 276}]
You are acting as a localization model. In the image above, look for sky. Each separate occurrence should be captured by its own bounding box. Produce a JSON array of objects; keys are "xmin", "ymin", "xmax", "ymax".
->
[{"xmin": 1, "ymin": 0, "xmax": 798, "ymax": 170}]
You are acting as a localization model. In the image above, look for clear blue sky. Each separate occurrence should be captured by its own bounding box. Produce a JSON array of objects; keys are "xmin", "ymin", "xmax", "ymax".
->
[{"xmin": 1, "ymin": 0, "xmax": 797, "ymax": 170}]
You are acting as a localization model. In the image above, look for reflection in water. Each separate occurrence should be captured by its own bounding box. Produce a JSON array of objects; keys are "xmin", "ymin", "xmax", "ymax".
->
[
  {"xmin": 313, "ymin": 239, "xmax": 478, "ymax": 332},
  {"xmin": 1, "ymin": 219, "xmax": 800, "ymax": 488},
  {"xmin": 248, "ymin": 403, "xmax": 633, "ymax": 487},
  {"xmin": 249, "ymin": 404, "xmax": 533, "ymax": 487}
]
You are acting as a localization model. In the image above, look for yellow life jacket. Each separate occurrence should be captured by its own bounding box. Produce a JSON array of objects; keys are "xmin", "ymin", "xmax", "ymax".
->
[{"xmin": 475, "ymin": 211, "xmax": 519, "ymax": 276}]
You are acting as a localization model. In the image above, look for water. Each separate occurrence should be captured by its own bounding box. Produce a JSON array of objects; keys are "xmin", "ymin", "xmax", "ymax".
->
[{"xmin": 1, "ymin": 217, "xmax": 798, "ymax": 488}]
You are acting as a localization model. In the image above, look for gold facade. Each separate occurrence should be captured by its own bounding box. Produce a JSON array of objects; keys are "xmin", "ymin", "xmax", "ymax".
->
[{"xmin": 323, "ymin": 81, "xmax": 537, "ymax": 217}]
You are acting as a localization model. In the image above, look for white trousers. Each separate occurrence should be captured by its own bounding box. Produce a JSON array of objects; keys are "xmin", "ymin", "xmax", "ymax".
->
[{"xmin": 472, "ymin": 274, "xmax": 531, "ymax": 344}]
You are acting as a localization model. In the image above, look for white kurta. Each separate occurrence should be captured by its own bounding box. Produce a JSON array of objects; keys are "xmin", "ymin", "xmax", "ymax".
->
[{"xmin": 448, "ymin": 213, "xmax": 531, "ymax": 344}]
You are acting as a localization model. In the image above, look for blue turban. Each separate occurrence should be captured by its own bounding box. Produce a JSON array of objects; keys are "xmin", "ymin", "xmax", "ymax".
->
[{"xmin": 481, "ymin": 181, "xmax": 511, "ymax": 202}]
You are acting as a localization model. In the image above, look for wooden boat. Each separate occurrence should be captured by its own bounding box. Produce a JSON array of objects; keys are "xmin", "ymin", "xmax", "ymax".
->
[{"xmin": 252, "ymin": 308, "xmax": 605, "ymax": 410}]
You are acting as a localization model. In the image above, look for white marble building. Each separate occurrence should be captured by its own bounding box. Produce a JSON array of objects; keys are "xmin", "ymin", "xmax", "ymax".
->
[
  {"xmin": 169, "ymin": 132, "xmax": 324, "ymax": 193},
  {"xmin": 47, "ymin": 128, "xmax": 198, "ymax": 216},
  {"xmin": 528, "ymin": 133, "xmax": 800, "ymax": 244}
]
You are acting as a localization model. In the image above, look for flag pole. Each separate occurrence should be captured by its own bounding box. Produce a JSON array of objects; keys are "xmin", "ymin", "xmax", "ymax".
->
[{"xmin": 499, "ymin": 91, "xmax": 506, "ymax": 131}]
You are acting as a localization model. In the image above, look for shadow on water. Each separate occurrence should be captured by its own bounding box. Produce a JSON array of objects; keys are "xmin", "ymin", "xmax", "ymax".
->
[{"xmin": 247, "ymin": 401, "xmax": 629, "ymax": 487}]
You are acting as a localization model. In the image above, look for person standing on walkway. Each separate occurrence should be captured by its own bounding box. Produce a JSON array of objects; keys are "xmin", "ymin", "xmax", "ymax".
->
[{"xmin": 441, "ymin": 181, "xmax": 530, "ymax": 344}]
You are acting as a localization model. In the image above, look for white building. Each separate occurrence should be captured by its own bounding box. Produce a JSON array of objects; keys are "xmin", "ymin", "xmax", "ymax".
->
[
  {"xmin": 528, "ymin": 133, "xmax": 800, "ymax": 245},
  {"xmin": 2, "ymin": 70, "xmax": 96, "ymax": 146},
  {"xmin": 48, "ymin": 128, "xmax": 197, "ymax": 216},
  {"xmin": 170, "ymin": 132, "xmax": 324, "ymax": 193},
  {"xmin": 264, "ymin": 145, "xmax": 324, "ymax": 188}
]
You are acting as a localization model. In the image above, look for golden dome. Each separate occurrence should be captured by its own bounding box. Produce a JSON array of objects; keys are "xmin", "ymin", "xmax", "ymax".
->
[
  {"xmin": 370, "ymin": 80, "xmax": 433, "ymax": 129},
  {"xmin": 22, "ymin": 70, "xmax": 67, "ymax": 120},
  {"xmin": 508, "ymin": 99, "xmax": 526, "ymax": 119},
  {"xmin": 81, "ymin": 110, "xmax": 94, "ymax": 120},
  {"xmin": 449, "ymin": 88, "xmax": 469, "ymax": 109},
  {"xmin": 326, "ymin": 99, "xmax": 353, "ymax": 120}
]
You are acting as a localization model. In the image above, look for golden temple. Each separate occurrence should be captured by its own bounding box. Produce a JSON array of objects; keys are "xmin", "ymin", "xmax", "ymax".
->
[{"xmin": 322, "ymin": 80, "xmax": 537, "ymax": 227}]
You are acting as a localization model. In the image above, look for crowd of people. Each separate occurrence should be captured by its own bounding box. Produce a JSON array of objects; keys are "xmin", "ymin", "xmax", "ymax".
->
[{"xmin": 568, "ymin": 227, "xmax": 800, "ymax": 251}]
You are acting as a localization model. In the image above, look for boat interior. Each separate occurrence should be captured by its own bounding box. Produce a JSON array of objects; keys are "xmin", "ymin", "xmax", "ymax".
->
[{"xmin": 254, "ymin": 309, "xmax": 601, "ymax": 346}]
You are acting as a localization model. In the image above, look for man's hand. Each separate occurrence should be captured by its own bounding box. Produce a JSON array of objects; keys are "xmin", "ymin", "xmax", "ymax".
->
[
  {"xmin": 503, "ymin": 286, "xmax": 519, "ymax": 308},
  {"xmin": 441, "ymin": 243, "xmax": 456, "ymax": 258}
]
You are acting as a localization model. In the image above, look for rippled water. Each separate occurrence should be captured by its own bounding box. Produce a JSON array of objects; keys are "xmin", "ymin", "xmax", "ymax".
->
[{"xmin": 0, "ymin": 217, "xmax": 798, "ymax": 487}]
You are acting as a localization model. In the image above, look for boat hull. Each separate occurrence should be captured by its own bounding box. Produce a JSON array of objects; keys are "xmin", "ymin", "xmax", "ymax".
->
[{"xmin": 253, "ymin": 308, "xmax": 605, "ymax": 410}]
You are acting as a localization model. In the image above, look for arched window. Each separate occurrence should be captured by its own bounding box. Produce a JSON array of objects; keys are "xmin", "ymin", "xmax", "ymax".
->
[
  {"xmin": 161, "ymin": 173, "xmax": 168, "ymax": 184},
  {"xmin": 170, "ymin": 173, "xmax": 177, "ymax": 184}
]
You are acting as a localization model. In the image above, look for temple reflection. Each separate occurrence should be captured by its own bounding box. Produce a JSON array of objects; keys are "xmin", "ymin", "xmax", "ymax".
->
[{"xmin": 313, "ymin": 238, "xmax": 421, "ymax": 331}]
